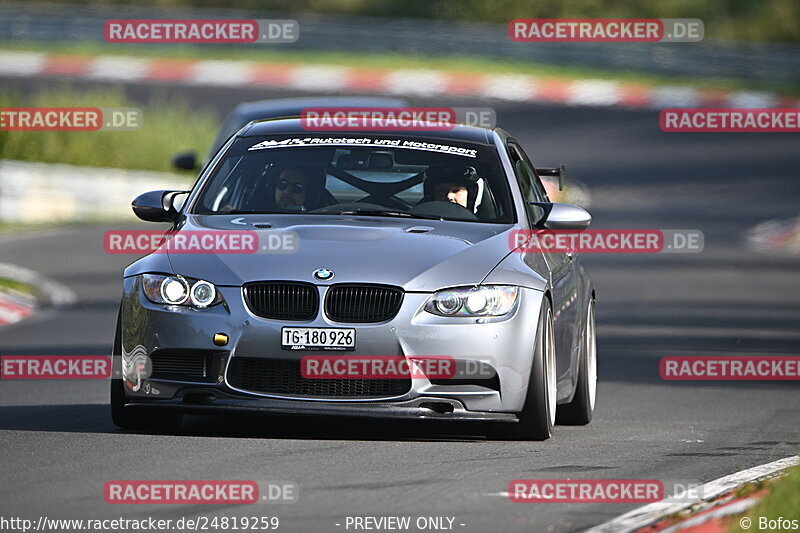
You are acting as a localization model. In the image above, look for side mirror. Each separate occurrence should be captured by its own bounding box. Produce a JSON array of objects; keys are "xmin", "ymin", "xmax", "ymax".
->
[
  {"xmin": 530, "ymin": 202, "xmax": 592, "ymax": 230},
  {"xmin": 132, "ymin": 190, "xmax": 188, "ymax": 223},
  {"xmin": 172, "ymin": 151, "xmax": 197, "ymax": 171}
]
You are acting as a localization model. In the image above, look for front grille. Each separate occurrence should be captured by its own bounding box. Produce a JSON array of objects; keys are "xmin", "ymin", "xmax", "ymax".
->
[
  {"xmin": 243, "ymin": 282, "xmax": 318, "ymax": 320},
  {"xmin": 324, "ymin": 284, "xmax": 403, "ymax": 323},
  {"xmin": 150, "ymin": 351, "xmax": 211, "ymax": 381},
  {"xmin": 227, "ymin": 357, "xmax": 411, "ymax": 398}
]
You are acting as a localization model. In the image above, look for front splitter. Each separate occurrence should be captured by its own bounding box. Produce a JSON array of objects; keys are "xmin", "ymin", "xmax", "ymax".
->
[{"xmin": 124, "ymin": 395, "xmax": 518, "ymax": 423}]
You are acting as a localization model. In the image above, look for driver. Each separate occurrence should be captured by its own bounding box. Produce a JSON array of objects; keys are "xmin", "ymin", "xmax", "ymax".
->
[
  {"xmin": 269, "ymin": 164, "xmax": 326, "ymax": 212},
  {"xmin": 275, "ymin": 167, "xmax": 308, "ymax": 210}
]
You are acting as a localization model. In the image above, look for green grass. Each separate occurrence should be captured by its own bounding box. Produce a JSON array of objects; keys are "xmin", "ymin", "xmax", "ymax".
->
[
  {"xmin": 2, "ymin": 41, "xmax": 799, "ymax": 96},
  {"xmin": 730, "ymin": 463, "xmax": 800, "ymax": 533},
  {"xmin": 22, "ymin": 0, "xmax": 800, "ymax": 44},
  {"xmin": 0, "ymin": 86, "xmax": 217, "ymax": 172},
  {"xmin": 0, "ymin": 277, "xmax": 37, "ymax": 298}
]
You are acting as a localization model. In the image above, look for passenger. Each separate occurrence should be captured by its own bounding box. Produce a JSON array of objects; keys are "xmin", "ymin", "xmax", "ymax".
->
[
  {"xmin": 433, "ymin": 181, "xmax": 470, "ymax": 208},
  {"xmin": 426, "ymin": 166, "xmax": 479, "ymax": 210}
]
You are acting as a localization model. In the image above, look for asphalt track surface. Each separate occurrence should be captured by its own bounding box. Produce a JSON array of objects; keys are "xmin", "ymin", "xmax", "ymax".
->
[{"xmin": 1, "ymin": 77, "xmax": 799, "ymax": 533}]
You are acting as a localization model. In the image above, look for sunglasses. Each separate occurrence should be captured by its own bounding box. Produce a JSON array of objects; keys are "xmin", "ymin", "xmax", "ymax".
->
[{"xmin": 276, "ymin": 178, "xmax": 306, "ymax": 194}]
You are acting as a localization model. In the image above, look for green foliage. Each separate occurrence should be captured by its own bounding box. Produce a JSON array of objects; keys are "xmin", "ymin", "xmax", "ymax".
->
[
  {"xmin": 730, "ymin": 464, "xmax": 800, "ymax": 532},
  {"xmin": 0, "ymin": 87, "xmax": 217, "ymax": 171},
  {"xmin": 0, "ymin": 277, "xmax": 37, "ymax": 297},
  {"xmin": 48, "ymin": 0, "xmax": 800, "ymax": 42}
]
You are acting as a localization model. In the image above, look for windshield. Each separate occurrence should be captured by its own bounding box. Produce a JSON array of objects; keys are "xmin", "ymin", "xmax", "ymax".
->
[{"xmin": 192, "ymin": 135, "xmax": 515, "ymax": 223}]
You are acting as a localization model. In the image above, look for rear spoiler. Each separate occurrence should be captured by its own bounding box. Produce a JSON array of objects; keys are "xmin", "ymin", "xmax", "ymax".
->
[{"xmin": 535, "ymin": 164, "xmax": 566, "ymax": 191}]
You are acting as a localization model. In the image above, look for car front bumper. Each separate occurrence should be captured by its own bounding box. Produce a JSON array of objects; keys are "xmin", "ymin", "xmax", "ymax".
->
[{"xmin": 119, "ymin": 276, "xmax": 545, "ymax": 418}]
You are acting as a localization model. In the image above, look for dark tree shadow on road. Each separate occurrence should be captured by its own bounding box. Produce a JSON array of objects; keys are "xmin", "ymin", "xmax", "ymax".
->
[{"xmin": 0, "ymin": 403, "xmax": 494, "ymax": 442}]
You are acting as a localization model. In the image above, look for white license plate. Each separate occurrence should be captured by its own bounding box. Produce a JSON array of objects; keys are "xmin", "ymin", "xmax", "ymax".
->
[{"xmin": 281, "ymin": 327, "xmax": 356, "ymax": 351}]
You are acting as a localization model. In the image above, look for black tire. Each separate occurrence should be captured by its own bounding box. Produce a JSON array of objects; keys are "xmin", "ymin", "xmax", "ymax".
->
[
  {"xmin": 110, "ymin": 307, "xmax": 182, "ymax": 431},
  {"xmin": 557, "ymin": 299, "xmax": 596, "ymax": 425},
  {"xmin": 488, "ymin": 297, "xmax": 556, "ymax": 441}
]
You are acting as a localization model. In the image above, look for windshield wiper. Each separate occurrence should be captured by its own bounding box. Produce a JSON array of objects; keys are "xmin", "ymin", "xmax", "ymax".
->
[{"xmin": 334, "ymin": 209, "xmax": 444, "ymax": 221}]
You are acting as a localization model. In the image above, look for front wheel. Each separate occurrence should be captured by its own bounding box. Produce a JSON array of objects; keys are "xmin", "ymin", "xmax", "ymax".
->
[
  {"xmin": 110, "ymin": 307, "xmax": 182, "ymax": 431},
  {"xmin": 488, "ymin": 297, "xmax": 556, "ymax": 441},
  {"xmin": 557, "ymin": 298, "xmax": 596, "ymax": 425}
]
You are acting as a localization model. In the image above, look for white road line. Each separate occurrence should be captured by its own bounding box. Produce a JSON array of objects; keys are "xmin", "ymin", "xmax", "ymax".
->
[
  {"xmin": 583, "ymin": 455, "xmax": 800, "ymax": 533},
  {"xmin": 0, "ymin": 262, "xmax": 77, "ymax": 308},
  {"xmin": 659, "ymin": 497, "xmax": 758, "ymax": 533}
]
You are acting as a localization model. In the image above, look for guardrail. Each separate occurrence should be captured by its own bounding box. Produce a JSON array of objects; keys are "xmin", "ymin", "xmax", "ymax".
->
[
  {"xmin": 0, "ymin": 2, "xmax": 799, "ymax": 85},
  {"xmin": 0, "ymin": 160, "xmax": 188, "ymax": 223}
]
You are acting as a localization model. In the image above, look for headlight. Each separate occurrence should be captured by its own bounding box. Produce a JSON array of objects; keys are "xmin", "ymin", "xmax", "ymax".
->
[
  {"xmin": 142, "ymin": 274, "xmax": 222, "ymax": 308},
  {"xmin": 424, "ymin": 286, "xmax": 518, "ymax": 317},
  {"xmin": 161, "ymin": 277, "xmax": 188, "ymax": 305},
  {"xmin": 190, "ymin": 280, "xmax": 216, "ymax": 307}
]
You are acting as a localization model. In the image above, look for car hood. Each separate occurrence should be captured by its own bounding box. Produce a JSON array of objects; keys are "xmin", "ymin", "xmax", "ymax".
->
[{"xmin": 154, "ymin": 215, "xmax": 515, "ymax": 292}]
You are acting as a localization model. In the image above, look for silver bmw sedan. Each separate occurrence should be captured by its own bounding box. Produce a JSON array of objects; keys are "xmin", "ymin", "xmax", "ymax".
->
[{"xmin": 112, "ymin": 118, "xmax": 596, "ymax": 440}]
